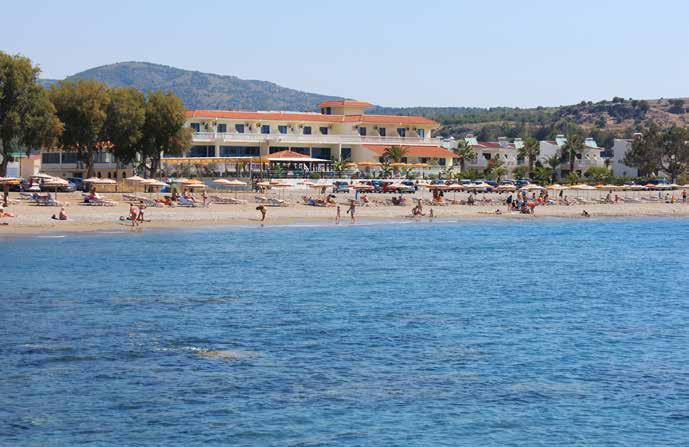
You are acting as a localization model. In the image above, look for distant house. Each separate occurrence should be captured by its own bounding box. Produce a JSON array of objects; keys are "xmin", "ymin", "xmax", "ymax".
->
[
  {"xmin": 609, "ymin": 138, "xmax": 639, "ymax": 177},
  {"xmin": 539, "ymin": 134, "xmax": 605, "ymax": 176},
  {"xmin": 461, "ymin": 135, "xmax": 526, "ymax": 174}
]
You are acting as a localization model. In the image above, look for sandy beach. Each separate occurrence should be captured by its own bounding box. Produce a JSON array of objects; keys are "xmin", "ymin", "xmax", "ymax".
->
[{"xmin": 2, "ymin": 189, "xmax": 689, "ymax": 236}]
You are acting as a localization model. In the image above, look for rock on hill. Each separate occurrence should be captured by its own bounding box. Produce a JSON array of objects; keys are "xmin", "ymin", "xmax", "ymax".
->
[{"xmin": 40, "ymin": 61, "xmax": 341, "ymax": 111}]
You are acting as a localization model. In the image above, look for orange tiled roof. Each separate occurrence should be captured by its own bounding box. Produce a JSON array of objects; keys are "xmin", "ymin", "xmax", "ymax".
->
[
  {"xmin": 363, "ymin": 144, "xmax": 455, "ymax": 158},
  {"xmin": 265, "ymin": 150, "xmax": 310, "ymax": 159},
  {"xmin": 317, "ymin": 100, "xmax": 373, "ymax": 108},
  {"xmin": 186, "ymin": 110, "xmax": 438, "ymax": 126}
]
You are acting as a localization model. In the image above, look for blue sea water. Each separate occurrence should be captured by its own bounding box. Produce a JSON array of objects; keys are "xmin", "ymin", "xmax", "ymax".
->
[{"xmin": 1, "ymin": 218, "xmax": 689, "ymax": 446}]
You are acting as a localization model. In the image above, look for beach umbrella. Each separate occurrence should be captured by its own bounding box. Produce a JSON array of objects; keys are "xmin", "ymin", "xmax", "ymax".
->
[{"xmin": 126, "ymin": 175, "xmax": 145, "ymax": 182}]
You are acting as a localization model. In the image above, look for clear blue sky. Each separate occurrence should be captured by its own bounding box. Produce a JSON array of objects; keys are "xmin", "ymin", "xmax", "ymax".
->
[{"xmin": 2, "ymin": 0, "xmax": 687, "ymax": 108}]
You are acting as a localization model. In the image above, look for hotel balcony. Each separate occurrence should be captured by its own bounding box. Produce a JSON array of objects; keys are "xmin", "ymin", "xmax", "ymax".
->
[{"xmin": 191, "ymin": 132, "xmax": 438, "ymax": 146}]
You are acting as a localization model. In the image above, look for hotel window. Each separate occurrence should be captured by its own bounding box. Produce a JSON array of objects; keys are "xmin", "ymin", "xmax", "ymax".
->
[
  {"xmin": 358, "ymin": 127, "xmax": 367, "ymax": 136},
  {"xmin": 397, "ymin": 128, "xmax": 406, "ymax": 137},
  {"xmin": 42, "ymin": 153, "xmax": 61, "ymax": 164},
  {"xmin": 269, "ymin": 146, "xmax": 289, "ymax": 154},
  {"xmin": 438, "ymin": 158, "xmax": 446, "ymax": 166},
  {"xmin": 217, "ymin": 124, "xmax": 227, "ymax": 133},
  {"xmin": 303, "ymin": 126, "xmax": 312, "ymax": 135},
  {"xmin": 261, "ymin": 125, "xmax": 270, "ymax": 134},
  {"xmin": 62, "ymin": 152, "xmax": 79, "ymax": 163},
  {"xmin": 278, "ymin": 125, "xmax": 288, "ymax": 134},
  {"xmin": 417, "ymin": 129, "xmax": 425, "ymax": 138},
  {"xmin": 311, "ymin": 148, "xmax": 331, "ymax": 159},
  {"xmin": 341, "ymin": 147, "xmax": 352, "ymax": 160},
  {"xmin": 190, "ymin": 123, "xmax": 200, "ymax": 132},
  {"xmin": 188, "ymin": 145, "xmax": 213, "ymax": 157},
  {"xmin": 319, "ymin": 127, "xmax": 329, "ymax": 135},
  {"xmin": 322, "ymin": 107, "xmax": 332, "ymax": 115},
  {"xmin": 235, "ymin": 124, "xmax": 245, "ymax": 133},
  {"xmin": 378, "ymin": 128, "xmax": 386, "ymax": 137},
  {"xmin": 220, "ymin": 146, "xmax": 260, "ymax": 157}
]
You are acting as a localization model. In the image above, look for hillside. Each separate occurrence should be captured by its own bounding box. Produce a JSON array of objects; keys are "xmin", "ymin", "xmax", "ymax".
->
[
  {"xmin": 40, "ymin": 61, "xmax": 342, "ymax": 111},
  {"xmin": 379, "ymin": 97, "xmax": 689, "ymax": 142},
  {"xmin": 39, "ymin": 61, "xmax": 688, "ymax": 146}
]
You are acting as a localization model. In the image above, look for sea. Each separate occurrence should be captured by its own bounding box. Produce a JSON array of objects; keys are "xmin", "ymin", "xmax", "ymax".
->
[{"xmin": 1, "ymin": 218, "xmax": 689, "ymax": 446}]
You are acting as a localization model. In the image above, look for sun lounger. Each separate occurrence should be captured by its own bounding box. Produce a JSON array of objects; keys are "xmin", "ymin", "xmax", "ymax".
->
[
  {"xmin": 176, "ymin": 196, "xmax": 199, "ymax": 207},
  {"xmin": 210, "ymin": 195, "xmax": 247, "ymax": 204},
  {"xmin": 266, "ymin": 198, "xmax": 288, "ymax": 207},
  {"xmin": 83, "ymin": 197, "xmax": 117, "ymax": 206},
  {"xmin": 34, "ymin": 195, "xmax": 65, "ymax": 207}
]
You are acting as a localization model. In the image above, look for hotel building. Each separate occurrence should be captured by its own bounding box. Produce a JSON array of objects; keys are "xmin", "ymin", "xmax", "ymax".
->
[{"xmin": 181, "ymin": 100, "xmax": 455, "ymax": 170}]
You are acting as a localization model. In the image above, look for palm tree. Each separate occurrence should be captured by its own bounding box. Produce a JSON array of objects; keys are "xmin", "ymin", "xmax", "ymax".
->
[
  {"xmin": 382, "ymin": 145, "xmax": 408, "ymax": 163},
  {"xmin": 332, "ymin": 158, "xmax": 350, "ymax": 177},
  {"xmin": 492, "ymin": 166, "xmax": 508, "ymax": 182},
  {"xmin": 518, "ymin": 137, "xmax": 540, "ymax": 175},
  {"xmin": 453, "ymin": 139, "xmax": 476, "ymax": 173},
  {"xmin": 546, "ymin": 154, "xmax": 561, "ymax": 182},
  {"xmin": 561, "ymin": 134, "xmax": 584, "ymax": 175},
  {"xmin": 379, "ymin": 161, "xmax": 393, "ymax": 178},
  {"xmin": 533, "ymin": 166, "xmax": 553, "ymax": 185}
]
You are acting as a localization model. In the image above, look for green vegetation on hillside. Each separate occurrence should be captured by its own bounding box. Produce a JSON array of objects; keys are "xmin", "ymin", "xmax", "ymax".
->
[{"xmin": 42, "ymin": 61, "xmax": 342, "ymax": 111}]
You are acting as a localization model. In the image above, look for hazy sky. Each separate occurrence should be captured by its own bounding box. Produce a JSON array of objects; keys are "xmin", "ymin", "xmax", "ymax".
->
[{"xmin": 2, "ymin": 0, "xmax": 687, "ymax": 108}]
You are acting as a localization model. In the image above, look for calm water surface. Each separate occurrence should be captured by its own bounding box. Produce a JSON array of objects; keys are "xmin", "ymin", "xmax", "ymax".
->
[{"xmin": 2, "ymin": 219, "xmax": 689, "ymax": 446}]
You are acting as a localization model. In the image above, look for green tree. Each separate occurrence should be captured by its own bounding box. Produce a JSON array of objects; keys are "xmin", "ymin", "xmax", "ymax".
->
[
  {"xmin": 659, "ymin": 125, "xmax": 689, "ymax": 183},
  {"xmin": 532, "ymin": 166, "xmax": 553, "ymax": 185},
  {"xmin": 140, "ymin": 91, "xmax": 191, "ymax": 177},
  {"xmin": 624, "ymin": 122, "xmax": 663, "ymax": 177},
  {"xmin": 103, "ymin": 87, "xmax": 146, "ymax": 167},
  {"xmin": 0, "ymin": 52, "xmax": 62, "ymax": 175},
  {"xmin": 565, "ymin": 171, "xmax": 580, "ymax": 184},
  {"xmin": 331, "ymin": 158, "xmax": 350, "ymax": 177},
  {"xmin": 561, "ymin": 134, "xmax": 584, "ymax": 175},
  {"xmin": 49, "ymin": 79, "xmax": 111, "ymax": 178},
  {"xmin": 452, "ymin": 139, "xmax": 476, "ymax": 173},
  {"xmin": 584, "ymin": 166, "xmax": 611, "ymax": 183},
  {"xmin": 491, "ymin": 165, "xmax": 507, "ymax": 182},
  {"xmin": 513, "ymin": 165, "xmax": 529, "ymax": 180},
  {"xmin": 518, "ymin": 137, "xmax": 540, "ymax": 174},
  {"xmin": 382, "ymin": 145, "xmax": 408, "ymax": 163}
]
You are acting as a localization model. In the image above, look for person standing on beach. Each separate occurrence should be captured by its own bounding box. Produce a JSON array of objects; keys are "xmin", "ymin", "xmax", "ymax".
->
[
  {"xmin": 506, "ymin": 194, "xmax": 513, "ymax": 212},
  {"xmin": 336, "ymin": 205, "xmax": 341, "ymax": 224},
  {"xmin": 256, "ymin": 205, "xmax": 267, "ymax": 222},
  {"xmin": 3, "ymin": 183, "xmax": 9, "ymax": 207},
  {"xmin": 346, "ymin": 200, "xmax": 356, "ymax": 223},
  {"xmin": 683, "ymin": 190, "xmax": 687, "ymax": 204},
  {"xmin": 129, "ymin": 203, "xmax": 140, "ymax": 227}
]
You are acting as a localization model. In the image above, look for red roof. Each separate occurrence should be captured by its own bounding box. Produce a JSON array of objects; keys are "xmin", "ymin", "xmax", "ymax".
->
[
  {"xmin": 363, "ymin": 145, "xmax": 455, "ymax": 158},
  {"xmin": 265, "ymin": 150, "xmax": 310, "ymax": 159},
  {"xmin": 317, "ymin": 100, "xmax": 373, "ymax": 109},
  {"xmin": 186, "ymin": 110, "xmax": 437, "ymax": 126}
]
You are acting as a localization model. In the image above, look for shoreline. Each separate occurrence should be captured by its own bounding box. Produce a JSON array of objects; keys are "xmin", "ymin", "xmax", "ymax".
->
[{"xmin": 2, "ymin": 201, "xmax": 688, "ymax": 238}]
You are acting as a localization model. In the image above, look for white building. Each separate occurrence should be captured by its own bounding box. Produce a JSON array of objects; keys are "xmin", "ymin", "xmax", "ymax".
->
[
  {"xmin": 609, "ymin": 138, "xmax": 639, "ymax": 177},
  {"xmin": 538, "ymin": 135, "xmax": 605, "ymax": 176}
]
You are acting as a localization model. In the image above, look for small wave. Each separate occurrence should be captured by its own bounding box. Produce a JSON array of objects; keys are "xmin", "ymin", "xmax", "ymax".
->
[{"xmin": 184, "ymin": 347, "xmax": 257, "ymax": 361}]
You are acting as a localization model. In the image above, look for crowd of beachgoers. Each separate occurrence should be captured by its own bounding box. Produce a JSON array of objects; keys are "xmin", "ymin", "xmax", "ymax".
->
[{"xmin": 2, "ymin": 176, "xmax": 689, "ymax": 235}]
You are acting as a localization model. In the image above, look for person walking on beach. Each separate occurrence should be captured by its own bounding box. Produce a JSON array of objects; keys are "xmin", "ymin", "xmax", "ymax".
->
[
  {"xmin": 683, "ymin": 190, "xmax": 687, "ymax": 204},
  {"xmin": 506, "ymin": 194, "xmax": 513, "ymax": 212},
  {"xmin": 256, "ymin": 205, "xmax": 267, "ymax": 222},
  {"xmin": 336, "ymin": 205, "xmax": 341, "ymax": 224},
  {"xmin": 346, "ymin": 200, "xmax": 356, "ymax": 223}
]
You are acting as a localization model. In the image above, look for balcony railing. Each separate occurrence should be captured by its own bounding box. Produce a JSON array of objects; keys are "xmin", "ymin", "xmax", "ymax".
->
[{"xmin": 192, "ymin": 132, "xmax": 438, "ymax": 146}]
